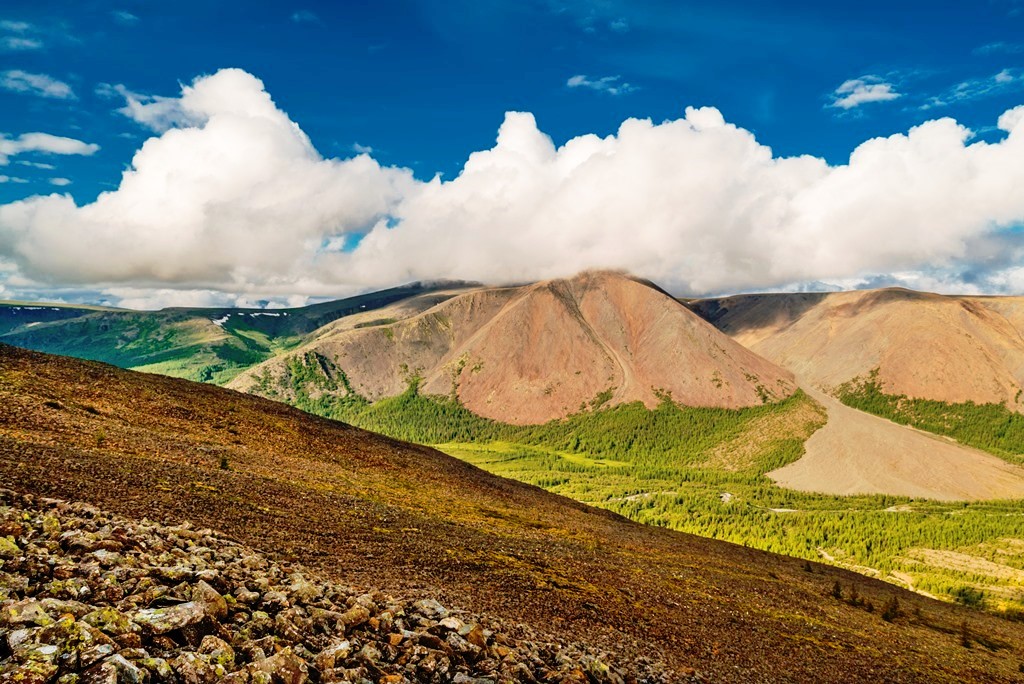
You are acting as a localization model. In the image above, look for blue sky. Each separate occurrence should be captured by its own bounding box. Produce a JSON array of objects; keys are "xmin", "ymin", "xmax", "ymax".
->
[
  {"xmin": 2, "ymin": 0, "xmax": 1022, "ymax": 202},
  {"xmin": 1, "ymin": 1, "xmax": 1024, "ymax": 306}
]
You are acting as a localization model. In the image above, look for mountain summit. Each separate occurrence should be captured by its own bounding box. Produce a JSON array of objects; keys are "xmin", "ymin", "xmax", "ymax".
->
[{"xmin": 231, "ymin": 271, "xmax": 796, "ymax": 424}]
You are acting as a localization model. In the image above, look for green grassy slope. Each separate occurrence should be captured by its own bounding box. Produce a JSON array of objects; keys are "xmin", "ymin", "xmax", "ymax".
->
[{"xmin": 0, "ymin": 282, "xmax": 470, "ymax": 383}]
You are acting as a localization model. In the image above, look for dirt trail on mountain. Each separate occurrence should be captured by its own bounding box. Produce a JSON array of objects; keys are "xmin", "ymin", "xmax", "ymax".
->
[{"xmin": 768, "ymin": 383, "xmax": 1024, "ymax": 500}]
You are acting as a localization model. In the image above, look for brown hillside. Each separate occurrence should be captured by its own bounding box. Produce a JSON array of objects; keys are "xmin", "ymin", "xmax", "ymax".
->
[
  {"xmin": 231, "ymin": 272, "xmax": 796, "ymax": 424},
  {"xmin": 3, "ymin": 344, "xmax": 1024, "ymax": 681},
  {"xmin": 689, "ymin": 288, "xmax": 1024, "ymax": 407}
]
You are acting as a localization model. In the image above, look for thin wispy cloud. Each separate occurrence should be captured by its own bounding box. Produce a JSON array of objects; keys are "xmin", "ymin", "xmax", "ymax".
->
[
  {"xmin": 924, "ymin": 68, "xmax": 1022, "ymax": 108},
  {"xmin": 48, "ymin": 177, "xmax": 71, "ymax": 186},
  {"xmin": 352, "ymin": 143, "xmax": 374, "ymax": 154},
  {"xmin": 0, "ymin": 20, "xmax": 31, "ymax": 32},
  {"xmin": 111, "ymin": 10, "xmax": 139, "ymax": 26},
  {"xmin": 1, "ymin": 70, "xmax": 76, "ymax": 99},
  {"xmin": 566, "ymin": 74, "xmax": 636, "ymax": 96},
  {"xmin": 0, "ymin": 19, "xmax": 43, "ymax": 51},
  {"xmin": 829, "ymin": 76, "xmax": 901, "ymax": 110},
  {"xmin": 0, "ymin": 132, "xmax": 99, "ymax": 166},
  {"xmin": 973, "ymin": 41, "xmax": 1024, "ymax": 55},
  {"xmin": 1, "ymin": 36, "xmax": 42, "ymax": 51},
  {"xmin": 0, "ymin": 175, "xmax": 28, "ymax": 184},
  {"xmin": 16, "ymin": 161, "xmax": 56, "ymax": 170}
]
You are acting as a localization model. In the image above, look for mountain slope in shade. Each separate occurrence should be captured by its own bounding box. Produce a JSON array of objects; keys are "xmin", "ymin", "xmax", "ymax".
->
[
  {"xmin": 231, "ymin": 271, "xmax": 797, "ymax": 424},
  {"xmin": 0, "ymin": 282, "xmax": 475, "ymax": 384},
  {"xmin": 4, "ymin": 344, "xmax": 1024, "ymax": 682},
  {"xmin": 689, "ymin": 288, "xmax": 1024, "ymax": 408}
]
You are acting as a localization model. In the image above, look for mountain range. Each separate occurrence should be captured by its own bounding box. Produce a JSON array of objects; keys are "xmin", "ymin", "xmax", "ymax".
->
[{"xmin": 5, "ymin": 271, "xmax": 1024, "ymax": 625}]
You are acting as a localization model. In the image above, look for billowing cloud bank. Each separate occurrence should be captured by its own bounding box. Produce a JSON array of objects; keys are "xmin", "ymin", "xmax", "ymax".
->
[{"xmin": 2, "ymin": 68, "xmax": 1024, "ymax": 307}]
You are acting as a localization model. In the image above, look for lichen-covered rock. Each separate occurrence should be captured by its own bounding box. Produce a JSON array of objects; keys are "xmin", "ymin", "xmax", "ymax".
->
[
  {"xmin": 81, "ymin": 608, "xmax": 136, "ymax": 636},
  {"xmin": 2, "ymin": 600, "xmax": 54, "ymax": 628},
  {"xmin": 132, "ymin": 601, "xmax": 207, "ymax": 635},
  {"xmin": 198, "ymin": 635, "xmax": 235, "ymax": 669},
  {"xmin": 253, "ymin": 648, "xmax": 307, "ymax": 684},
  {"xmin": 0, "ymin": 537, "xmax": 20, "ymax": 560}
]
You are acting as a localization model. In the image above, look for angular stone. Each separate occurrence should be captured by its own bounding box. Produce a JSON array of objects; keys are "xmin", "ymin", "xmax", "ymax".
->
[
  {"xmin": 2, "ymin": 600, "xmax": 54, "ymax": 627},
  {"xmin": 259, "ymin": 591, "xmax": 288, "ymax": 612},
  {"xmin": 80, "ymin": 644, "xmax": 116, "ymax": 670},
  {"xmin": 136, "ymin": 658, "xmax": 174, "ymax": 682},
  {"xmin": 79, "ymin": 661, "xmax": 118, "ymax": 684},
  {"xmin": 39, "ymin": 598, "xmax": 92, "ymax": 618},
  {"xmin": 0, "ymin": 536, "xmax": 20, "ymax": 559},
  {"xmin": 171, "ymin": 652, "xmax": 216, "ymax": 684},
  {"xmin": 460, "ymin": 624, "xmax": 487, "ymax": 649},
  {"xmin": 82, "ymin": 608, "xmax": 137, "ymax": 636},
  {"xmin": 132, "ymin": 602, "xmax": 206, "ymax": 634},
  {"xmin": 192, "ymin": 581, "xmax": 227, "ymax": 621},
  {"xmin": 313, "ymin": 639, "xmax": 351, "ymax": 672},
  {"xmin": 438, "ymin": 617, "xmax": 464, "ymax": 632},
  {"xmin": 338, "ymin": 605, "xmax": 369, "ymax": 630},
  {"xmin": 105, "ymin": 655, "xmax": 144, "ymax": 684},
  {"xmin": 412, "ymin": 599, "xmax": 448, "ymax": 620},
  {"xmin": 42, "ymin": 516, "xmax": 61, "ymax": 537},
  {"xmin": 253, "ymin": 648, "xmax": 308, "ymax": 684},
  {"xmin": 287, "ymin": 575, "xmax": 318, "ymax": 604},
  {"xmin": 89, "ymin": 550, "xmax": 123, "ymax": 568},
  {"xmin": 1, "ymin": 660, "xmax": 60, "ymax": 684},
  {"xmin": 198, "ymin": 635, "xmax": 235, "ymax": 669}
]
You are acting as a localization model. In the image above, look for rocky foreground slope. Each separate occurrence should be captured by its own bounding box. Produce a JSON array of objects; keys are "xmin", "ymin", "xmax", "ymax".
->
[
  {"xmin": 4, "ymin": 344, "xmax": 1024, "ymax": 681},
  {"xmin": 230, "ymin": 272, "xmax": 796, "ymax": 424},
  {"xmin": 0, "ymin": 489, "xmax": 654, "ymax": 683}
]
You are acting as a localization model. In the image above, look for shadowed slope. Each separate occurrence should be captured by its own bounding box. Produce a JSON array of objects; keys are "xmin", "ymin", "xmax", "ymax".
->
[{"xmin": 2, "ymin": 345, "xmax": 1024, "ymax": 681}]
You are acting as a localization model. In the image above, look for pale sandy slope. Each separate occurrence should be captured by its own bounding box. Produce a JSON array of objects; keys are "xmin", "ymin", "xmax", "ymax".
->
[{"xmin": 768, "ymin": 383, "xmax": 1024, "ymax": 501}]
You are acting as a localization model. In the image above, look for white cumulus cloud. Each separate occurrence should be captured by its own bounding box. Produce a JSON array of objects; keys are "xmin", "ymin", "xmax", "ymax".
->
[
  {"xmin": 0, "ymin": 69, "xmax": 415, "ymax": 291},
  {"xmin": 1, "ymin": 70, "xmax": 75, "ymax": 99},
  {"xmin": 3, "ymin": 67, "xmax": 1024, "ymax": 305}
]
